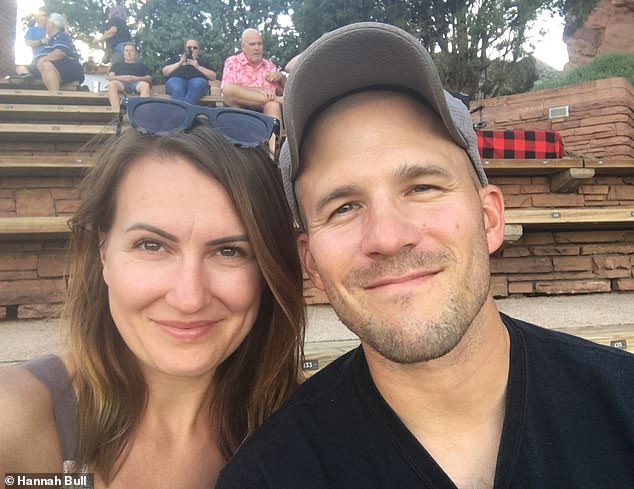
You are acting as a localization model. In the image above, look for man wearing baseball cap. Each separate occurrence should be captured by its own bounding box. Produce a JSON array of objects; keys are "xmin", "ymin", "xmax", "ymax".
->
[{"xmin": 217, "ymin": 23, "xmax": 634, "ymax": 488}]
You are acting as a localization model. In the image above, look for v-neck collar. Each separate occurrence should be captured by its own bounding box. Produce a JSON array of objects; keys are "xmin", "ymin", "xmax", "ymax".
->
[{"xmin": 351, "ymin": 314, "xmax": 527, "ymax": 489}]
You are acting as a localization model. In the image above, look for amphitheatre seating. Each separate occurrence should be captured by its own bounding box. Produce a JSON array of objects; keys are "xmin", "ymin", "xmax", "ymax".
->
[
  {"xmin": 584, "ymin": 158, "xmax": 634, "ymax": 175},
  {"xmin": 503, "ymin": 207, "xmax": 634, "ymax": 241},
  {"xmin": 482, "ymin": 158, "xmax": 596, "ymax": 192},
  {"xmin": 0, "ymin": 87, "xmax": 633, "ymax": 322},
  {"xmin": 0, "ymin": 152, "xmax": 94, "ymax": 176},
  {"xmin": 0, "ymin": 88, "xmax": 224, "ymax": 150},
  {"xmin": 0, "ymin": 216, "xmax": 70, "ymax": 239}
]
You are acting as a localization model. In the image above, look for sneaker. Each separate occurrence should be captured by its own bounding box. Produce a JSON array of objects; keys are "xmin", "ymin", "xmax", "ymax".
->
[{"xmin": 5, "ymin": 73, "xmax": 34, "ymax": 84}]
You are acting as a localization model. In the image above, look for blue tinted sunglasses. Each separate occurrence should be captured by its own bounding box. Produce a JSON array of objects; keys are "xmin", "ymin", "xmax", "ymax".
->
[{"xmin": 118, "ymin": 97, "xmax": 280, "ymax": 151}]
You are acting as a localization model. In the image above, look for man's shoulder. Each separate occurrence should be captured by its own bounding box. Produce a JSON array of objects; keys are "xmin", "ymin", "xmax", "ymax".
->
[
  {"xmin": 258, "ymin": 347, "xmax": 359, "ymax": 429},
  {"xmin": 51, "ymin": 31, "xmax": 73, "ymax": 44},
  {"xmin": 224, "ymin": 52, "xmax": 246, "ymax": 65},
  {"xmin": 261, "ymin": 57, "xmax": 277, "ymax": 70},
  {"xmin": 233, "ymin": 349, "xmax": 359, "ymax": 445},
  {"xmin": 506, "ymin": 313, "xmax": 633, "ymax": 363},
  {"xmin": 218, "ymin": 349, "xmax": 362, "ymax": 487},
  {"xmin": 504, "ymin": 313, "xmax": 634, "ymax": 398}
]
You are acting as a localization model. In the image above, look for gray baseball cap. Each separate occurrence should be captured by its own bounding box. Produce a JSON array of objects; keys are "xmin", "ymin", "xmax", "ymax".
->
[{"xmin": 280, "ymin": 22, "xmax": 487, "ymax": 226}]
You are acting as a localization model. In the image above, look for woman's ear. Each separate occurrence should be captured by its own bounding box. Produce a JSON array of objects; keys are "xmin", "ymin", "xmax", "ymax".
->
[
  {"xmin": 297, "ymin": 232, "xmax": 325, "ymax": 291},
  {"xmin": 99, "ymin": 231, "xmax": 110, "ymax": 285},
  {"xmin": 479, "ymin": 184, "xmax": 506, "ymax": 254}
]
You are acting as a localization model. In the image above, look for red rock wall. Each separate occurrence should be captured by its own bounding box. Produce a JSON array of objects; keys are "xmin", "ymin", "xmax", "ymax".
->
[{"xmin": 565, "ymin": 0, "xmax": 634, "ymax": 69}]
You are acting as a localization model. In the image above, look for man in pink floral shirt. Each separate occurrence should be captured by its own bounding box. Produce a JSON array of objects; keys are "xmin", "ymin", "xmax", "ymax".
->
[{"xmin": 222, "ymin": 28, "xmax": 285, "ymax": 139}]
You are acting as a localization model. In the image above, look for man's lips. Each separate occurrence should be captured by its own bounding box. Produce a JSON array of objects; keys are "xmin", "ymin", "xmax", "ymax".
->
[{"xmin": 364, "ymin": 270, "xmax": 437, "ymax": 290}]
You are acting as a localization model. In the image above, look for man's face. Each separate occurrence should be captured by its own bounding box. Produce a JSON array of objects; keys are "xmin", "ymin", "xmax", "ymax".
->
[
  {"xmin": 185, "ymin": 40, "xmax": 200, "ymax": 58},
  {"xmin": 241, "ymin": 31, "xmax": 264, "ymax": 64},
  {"xmin": 123, "ymin": 44, "xmax": 137, "ymax": 63},
  {"xmin": 46, "ymin": 20, "xmax": 58, "ymax": 35},
  {"xmin": 296, "ymin": 91, "xmax": 505, "ymax": 364},
  {"xmin": 36, "ymin": 11, "xmax": 48, "ymax": 26}
]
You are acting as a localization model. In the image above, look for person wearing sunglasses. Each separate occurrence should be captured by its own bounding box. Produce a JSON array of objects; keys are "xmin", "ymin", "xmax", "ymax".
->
[
  {"xmin": 0, "ymin": 99, "xmax": 304, "ymax": 488},
  {"xmin": 162, "ymin": 39, "xmax": 217, "ymax": 105}
]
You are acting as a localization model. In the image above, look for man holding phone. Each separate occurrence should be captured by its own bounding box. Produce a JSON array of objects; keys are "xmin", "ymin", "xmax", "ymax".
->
[{"xmin": 162, "ymin": 39, "xmax": 216, "ymax": 105}]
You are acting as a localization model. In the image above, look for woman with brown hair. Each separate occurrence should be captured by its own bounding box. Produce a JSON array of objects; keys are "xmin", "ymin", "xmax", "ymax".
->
[{"xmin": 0, "ymin": 98, "xmax": 304, "ymax": 488}]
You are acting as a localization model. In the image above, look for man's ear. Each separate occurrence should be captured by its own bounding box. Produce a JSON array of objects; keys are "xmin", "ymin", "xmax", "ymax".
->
[
  {"xmin": 297, "ymin": 232, "xmax": 325, "ymax": 291},
  {"xmin": 479, "ymin": 184, "xmax": 506, "ymax": 254}
]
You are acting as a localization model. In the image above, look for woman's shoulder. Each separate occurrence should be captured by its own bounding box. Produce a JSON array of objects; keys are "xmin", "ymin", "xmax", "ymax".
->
[{"xmin": 0, "ymin": 357, "xmax": 65, "ymax": 473}]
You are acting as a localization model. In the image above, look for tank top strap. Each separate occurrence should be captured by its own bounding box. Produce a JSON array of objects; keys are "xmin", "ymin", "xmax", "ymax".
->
[{"xmin": 24, "ymin": 354, "xmax": 78, "ymax": 463}]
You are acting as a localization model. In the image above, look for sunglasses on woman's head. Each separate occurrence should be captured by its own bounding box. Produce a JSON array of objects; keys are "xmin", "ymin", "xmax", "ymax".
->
[{"xmin": 118, "ymin": 97, "xmax": 280, "ymax": 152}]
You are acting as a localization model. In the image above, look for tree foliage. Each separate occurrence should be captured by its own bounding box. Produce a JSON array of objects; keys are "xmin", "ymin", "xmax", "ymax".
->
[
  {"xmin": 290, "ymin": 0, "xmax": 598, "ymax": 99},
  {"xmin": 533, "ymin": 51, "xmax": 634, "ymax": 91},
  {"xmin": 41, "ymin": 0, "xmax": 296, "ymax": 80},
  {"xmin": 37, "ymin": 0, "xmax": 598, "ymax": 96}
]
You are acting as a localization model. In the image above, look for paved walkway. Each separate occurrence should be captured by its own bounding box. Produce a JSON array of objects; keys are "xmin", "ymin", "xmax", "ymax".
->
[{"xmin": 1, "ymin": 292, "xmax": 633, "ymax": 365}]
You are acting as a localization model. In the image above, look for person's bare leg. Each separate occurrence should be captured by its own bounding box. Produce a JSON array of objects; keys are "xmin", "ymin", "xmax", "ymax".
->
[
  {"xmin": 108, "ymin": 81, "xmax": 124, "ymax": 111},
  {"xmin": 137, "ymin": 81, "xmax": 151, "ymax": 97},
  {"xmin": 37, "ymin": 60, "xmax": 61, "ymax": 91},
  {"xmin": 263, "ymin": 100, "xmax": 283, "ymax": 154}
]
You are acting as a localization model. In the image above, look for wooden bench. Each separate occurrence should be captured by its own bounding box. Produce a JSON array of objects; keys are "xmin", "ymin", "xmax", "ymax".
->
[
  {"xmin": 504, "ymin": 207, "xmax": 634, "ymax": 241},
  {"xmin": 583, "ymin": 158, "xmax": 634, "ymax": 175},
  {"xmin": 0, "ymin": 123, "xmax": 116, "ymax": 142},
  {"xmin": 482, "ymin": 158, "xmax": 595, "ymax": 192},
  {"xmin": 0, "ymin": 88, "xmax": 109, "ymax": 106},
  {"xmin": 0, "ymin": 103, "xmax": 116, "ymax": 123},
  {"xmin": 0, "ymin": 152, "xmax": 94, "ymax": 176},
  {"xmin": 0, "ymin": 87, "xmax": 224, "ymax": 108},
  {"xmin": 0, "ymin": 216, "xmax": 70, "ymax": 240},
  {"xmin": 553, "ymin": 324, "xmax": 634, "ymax": 353}
]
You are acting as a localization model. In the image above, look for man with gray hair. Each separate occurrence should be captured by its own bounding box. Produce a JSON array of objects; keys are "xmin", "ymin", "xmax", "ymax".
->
[
  {"xmin": 25, "ymin": 12, "xmax": 84, "ymax": 91},
  {"xmin": 217, "ymin": 22, "xmax": 634, "ymax": 488},
  {"xmin": 221, "ymin": 29, "xmax": 285, "ymax": 127}
]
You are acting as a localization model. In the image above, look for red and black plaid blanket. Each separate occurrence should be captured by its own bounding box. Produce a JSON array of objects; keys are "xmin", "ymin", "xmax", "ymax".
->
[{"xmin": 476, "ymin": 130, "xmax": 564, "ymax": 159}]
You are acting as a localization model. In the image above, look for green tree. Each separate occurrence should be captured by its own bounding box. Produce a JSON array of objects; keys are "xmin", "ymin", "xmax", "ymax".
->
[
  {"xmin": 41, "ymin": 0, "xmax": 297, "ymax": 80},
  {"xmin": 289, "ymin": 0, "xmax": 598, "ymax": 99}
]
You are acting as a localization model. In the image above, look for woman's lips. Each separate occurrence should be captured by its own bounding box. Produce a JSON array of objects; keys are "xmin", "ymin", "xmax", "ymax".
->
[{"xmin": 155, "ymin": 320, "xmax": 218, "ymax": 342}]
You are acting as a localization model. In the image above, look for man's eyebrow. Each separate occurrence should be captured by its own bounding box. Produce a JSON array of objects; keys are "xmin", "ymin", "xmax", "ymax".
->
[
  {"xmin": 393, "ymin": 163, "xmax": 452, "ymax": 182},
  {"xmin": 314, "ymin": 184, "xmax": 361, "ymax": 214},
  {"xmin": 125, "ymin": 223, "xmax": 249, "ymax": 246}
]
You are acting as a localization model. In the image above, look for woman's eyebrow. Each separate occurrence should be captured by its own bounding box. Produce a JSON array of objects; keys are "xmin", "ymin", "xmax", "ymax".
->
[{"xmin": 125, "ymin": 223, "xmax": 248, "ymax": 246}]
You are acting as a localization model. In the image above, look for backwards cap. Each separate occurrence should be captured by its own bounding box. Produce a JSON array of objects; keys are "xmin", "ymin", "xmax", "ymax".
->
[{"xmin": 280, "ymin": 22, "xmax": 487, "ymax": 225}]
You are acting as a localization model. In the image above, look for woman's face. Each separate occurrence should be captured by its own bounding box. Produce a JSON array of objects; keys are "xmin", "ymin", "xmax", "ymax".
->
[{"xmin": 100, "ymin": 154, "xmax": 264, "ymax": 379}]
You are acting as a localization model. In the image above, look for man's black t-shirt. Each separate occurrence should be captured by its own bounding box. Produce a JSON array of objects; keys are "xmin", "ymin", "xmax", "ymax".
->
[
  {"xmin": 217, "ymin": 314, "xmax": 634, "ymax": 488},
  {"xmin": 104, "ymin": 17, "xmax": 131, "ymax": 52},
  {"xmin": 110, "ymin": 61, "xmax": 150, "ymax": 77},
  {"xmin": 165, "ymin": 54, "xmax": 214, "ymax": 81}
]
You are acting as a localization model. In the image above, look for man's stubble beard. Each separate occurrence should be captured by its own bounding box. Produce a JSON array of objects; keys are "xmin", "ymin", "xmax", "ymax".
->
[{"xmin": 323, "ymin": 242, "xmax": 491, "ymax": 364}]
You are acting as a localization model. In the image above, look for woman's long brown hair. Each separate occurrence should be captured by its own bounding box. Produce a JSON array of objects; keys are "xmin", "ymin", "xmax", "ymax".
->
[{"xmin": 64, "ymin": 124, "xmax": 305, "ymax": 482}]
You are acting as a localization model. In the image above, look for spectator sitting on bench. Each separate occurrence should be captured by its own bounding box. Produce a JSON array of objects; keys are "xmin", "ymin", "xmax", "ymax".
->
[
  {"xmin": 162, "ymin": 39, "xmax": 217, "ymax": 105},
  {"xmin": 25, "ymin": 13, "xmax": 84, "ymax": 91},
  {"xmin": 107, "ymin": 43, "xmax": 152, "ymax": 111},
  {"xmin": 221, "ymin": 28, "xmax": 285, "ymax": 152},
  {"xmin": 14, "ymin": 9, "xmax": 49, "ymax": 75}
]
